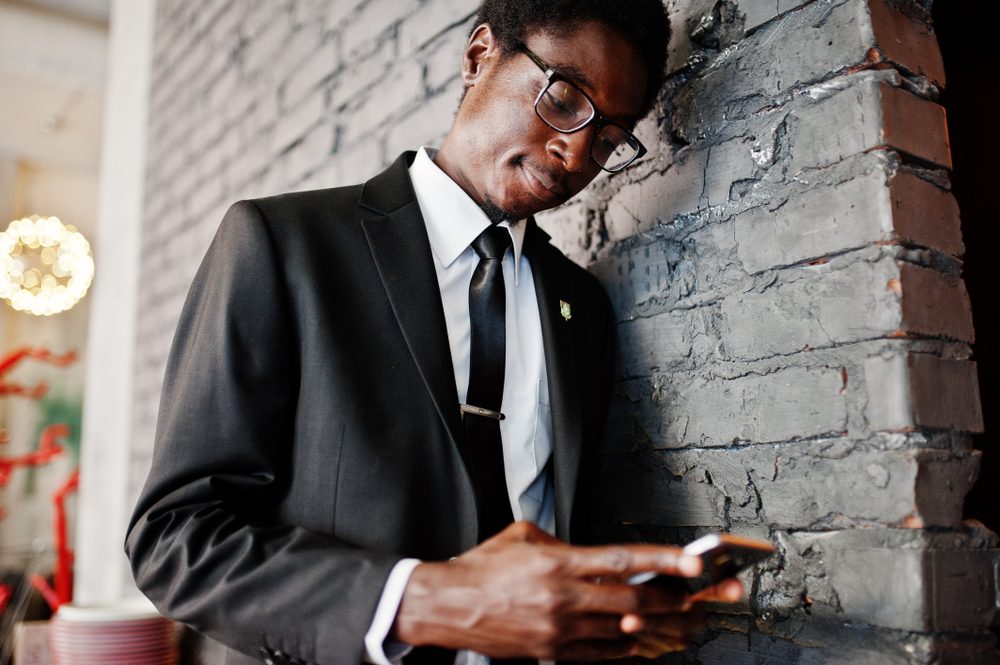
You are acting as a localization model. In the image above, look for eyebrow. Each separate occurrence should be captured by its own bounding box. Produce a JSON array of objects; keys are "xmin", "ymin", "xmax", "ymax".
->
[{"xmin": 548, "ymin": 60, "xmax": 595, "ymax": 91}]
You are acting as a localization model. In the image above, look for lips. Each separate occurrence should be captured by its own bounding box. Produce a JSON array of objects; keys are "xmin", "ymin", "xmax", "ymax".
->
[{"xmin": 521, "ymin": 164, "xmax": 566, "ymax": 203}]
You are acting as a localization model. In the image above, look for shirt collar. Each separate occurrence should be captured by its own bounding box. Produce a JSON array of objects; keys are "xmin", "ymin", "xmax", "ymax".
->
[{"xmin": 409, "ymin": 147, "xmax": 526, "ymax": 283}]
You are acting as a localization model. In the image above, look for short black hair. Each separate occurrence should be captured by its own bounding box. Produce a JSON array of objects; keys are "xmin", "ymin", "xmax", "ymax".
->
[{"xmin": 472, "ymin": 0, "xmax": 671, "ymax": 120}]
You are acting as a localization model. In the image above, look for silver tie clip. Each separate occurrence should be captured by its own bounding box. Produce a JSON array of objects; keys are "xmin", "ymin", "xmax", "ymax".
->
[{"xmin": 459, "ymin": 403, "xmax": 506, "ymax": 421}]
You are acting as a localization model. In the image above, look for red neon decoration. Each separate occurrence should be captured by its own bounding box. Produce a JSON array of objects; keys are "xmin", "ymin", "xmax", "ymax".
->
[
  {"xmin": 0, "ymin": 347, "xmax": 77, "ymax": 399},
  {"xmin": 0, "ymin": 423, "xmax": 68, "ymax": 487},
  {"xmin": 52, "ymin": 467, "xmax": 79, "ymax": 606},
  {"xmin": 0, "ymin": 583, "xmax": 11, "ymax": 614}
]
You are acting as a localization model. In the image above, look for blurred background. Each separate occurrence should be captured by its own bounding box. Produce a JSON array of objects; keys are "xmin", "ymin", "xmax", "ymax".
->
[{"xmin": 0, "ymin": 0, "xmax": 107, "ymax": 649}]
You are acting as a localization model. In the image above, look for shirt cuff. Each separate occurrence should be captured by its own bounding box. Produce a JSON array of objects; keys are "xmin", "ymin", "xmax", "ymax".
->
[{"xmin": 364, "ymin": 558, "xmax": 422, "ymax": 665}]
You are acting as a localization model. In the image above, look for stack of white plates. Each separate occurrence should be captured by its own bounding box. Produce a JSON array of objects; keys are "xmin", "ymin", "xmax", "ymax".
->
[{"xmin": 50, "ymin": 598, "xmax": 179, "ymax": 665}]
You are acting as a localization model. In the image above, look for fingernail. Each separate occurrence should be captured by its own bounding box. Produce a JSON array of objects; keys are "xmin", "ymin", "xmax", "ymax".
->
[{"xmin": 679, "ymin": 555, "xmax": 701, "ymax": 576}]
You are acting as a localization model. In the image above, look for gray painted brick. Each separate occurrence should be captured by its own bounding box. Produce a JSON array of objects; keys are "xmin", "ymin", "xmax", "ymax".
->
[
  {"xmin": 664, "ymin": 0, "xmax": 717, "ymax": 75},
  {"xmin": 284, "ymin": 122, "xmax": 336, "ymax": 186},
  {"xmin": 422, "ymin": 22, "xmax": 473, "ymax": 92},
  {"xmin": 341, "ymin": 0, "xmax": 420, "ymax": 57},
  {"xmin": 341, "ymin": 60, "xmax": 424, "ymax": 141},
  {"xmin": 720, "ymin": 256, "xmax": 902, "ymax": 359},
  {"xmin": 282, "ymin": 37, "xmax": 337, "ymax": 109},
  {"xmin": 788, "ymin": 75, "xmax": 888, "ymax": 173},
  {"xmin": 330, "ymin": 37, "xmax": 394, "ymax": 111},
  {"xmin": 270, "ymin": 89, "xmax": 327, "ymax": 156},
  {"xmin": 241, "ymin": 1, "xmax": 286, "ymax": 43},
  {"xmin": 605, "ymin": 149, "xmax": 708, "ymax": 241},
  {"xmin": 596, "ymin": 219, "xmax": 742, "ymax": 320},
  {"xmin": 619, "ymin": 365, "xmax": 847, "ymax": 449},
  {"xmin": 703, "ymin": 136, "xmax": 758, "ymax": 207},
  {"xmin": 383, "ymin": 83, "xmax": 458, "ymax": 159},
  {"xmin": 241, "ymin": 10, "xmax": 292, "ymax": 77},
  {"xmin": 768, "ymin": 529, "xmax": 1000, "ymax": 633},
  {"xmin": 738, "ymin": 0, "xmax": 813, "ymax": 31},
  {"xmin": 325, "ymin": 0, "xmax": 364, "ymax": 31},
  {"xmin": 398, "ymin": 0, "xmax": 477, "ymax": 56},
  {"xmin": 734, "ymin": 170, "xmax": 892, "ymax": 273},
  {"xmin": 597, "ymin": 444, "xmax": 977, "ymax": 531},
  {"xmin": 674, "ymin": 0, "xmax": 874, "ymax": 141},
  {"xmin": 616, "ymin": 310, "xmax": 696, "ymax": 378}
]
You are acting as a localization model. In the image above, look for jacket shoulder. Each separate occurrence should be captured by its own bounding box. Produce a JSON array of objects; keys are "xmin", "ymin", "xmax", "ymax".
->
[{"xmin": 237, "ymin": 184, "xmax": 367, "ymax": 224}]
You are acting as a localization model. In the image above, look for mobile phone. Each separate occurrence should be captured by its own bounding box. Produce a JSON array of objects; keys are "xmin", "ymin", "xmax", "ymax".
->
[{"xmin": 628, "ymin": 533, "xmax": 776, "ymax": 593}]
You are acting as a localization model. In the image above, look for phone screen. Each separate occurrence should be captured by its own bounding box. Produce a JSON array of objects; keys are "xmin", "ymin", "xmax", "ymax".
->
[{"xmin": 628, "ymin": 534, "xmax": 775, "ymax": 593}]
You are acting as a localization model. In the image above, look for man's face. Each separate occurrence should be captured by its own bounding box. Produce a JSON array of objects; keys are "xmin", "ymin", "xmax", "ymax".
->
[{"xmin": 441, "ymin": 20, "xmax": 649, "ymax": 221}]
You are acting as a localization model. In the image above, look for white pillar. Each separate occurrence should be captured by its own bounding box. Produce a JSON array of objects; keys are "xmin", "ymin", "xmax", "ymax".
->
[{"xmin": 74, "ymin": 0, "xmax": 156, "ymax": 605}]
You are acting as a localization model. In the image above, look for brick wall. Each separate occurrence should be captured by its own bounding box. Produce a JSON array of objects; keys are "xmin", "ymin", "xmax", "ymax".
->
[{"xmin": 134, "ymin": 0, "xmax": 997, "ymax": 662}]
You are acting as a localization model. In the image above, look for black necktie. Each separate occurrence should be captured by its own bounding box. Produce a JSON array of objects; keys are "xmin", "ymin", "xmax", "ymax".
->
[
  {"xmin": 464, "ymin": 227, "xmax": 535, "ymax": 665},
  {"xmin": 465, "ymin": 225, "xmax": 515, "ymax": 542}
]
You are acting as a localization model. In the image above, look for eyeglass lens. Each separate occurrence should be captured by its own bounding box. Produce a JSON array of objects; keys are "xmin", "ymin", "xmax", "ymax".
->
[{"xmin": 536, "ymin": 79, "xmax": 639, "ymax": 171}]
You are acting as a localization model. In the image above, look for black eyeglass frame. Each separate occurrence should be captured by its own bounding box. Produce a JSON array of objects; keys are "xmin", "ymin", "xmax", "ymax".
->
[{"xmin": 518, "ymin": 43, "xmax": 648, "ymax": 173}]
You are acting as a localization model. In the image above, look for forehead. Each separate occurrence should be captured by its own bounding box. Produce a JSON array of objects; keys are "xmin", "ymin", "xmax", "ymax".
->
[{"xmin": 521, "ymin": 20, "xmax": 648, "ymax": 123}]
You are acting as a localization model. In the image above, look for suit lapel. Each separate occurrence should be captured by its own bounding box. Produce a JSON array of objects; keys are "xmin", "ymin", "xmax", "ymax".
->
[
  {"xmin": 359, "ymin": 154, "xmax": 465, "ymax": 460},
  {"xmin": 360, "ymin": 155, "xmax": 585, "ymax": 543},
  {"xmin": 524, "ymin": 222, "xmax": 583, "ymax": 541}
]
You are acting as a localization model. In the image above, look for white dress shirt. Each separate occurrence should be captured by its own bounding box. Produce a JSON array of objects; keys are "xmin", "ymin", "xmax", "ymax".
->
[{"xmin": 363, "ymin": 148, "xmax": 555, "ymax": 665}]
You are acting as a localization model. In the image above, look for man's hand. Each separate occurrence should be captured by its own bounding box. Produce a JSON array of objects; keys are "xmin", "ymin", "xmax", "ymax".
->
[{"xmin": 391, "ymin": 522, "xmax": 743, "ymax": 660}]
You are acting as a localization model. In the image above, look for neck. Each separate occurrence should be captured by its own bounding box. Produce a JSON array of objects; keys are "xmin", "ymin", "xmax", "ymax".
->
[
  {"xmin": 433, "ymin": 133, "xmax": 479, "ymax": 206},
  {"xmin": 433, "ymin": 135, "xmax": 509, "ymax": 224}
]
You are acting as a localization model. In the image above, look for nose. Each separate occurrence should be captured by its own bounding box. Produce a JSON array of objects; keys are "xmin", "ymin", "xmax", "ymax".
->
[{"xmin": 546, "ymin": 125, "xmax": 595, "ymax": 173}]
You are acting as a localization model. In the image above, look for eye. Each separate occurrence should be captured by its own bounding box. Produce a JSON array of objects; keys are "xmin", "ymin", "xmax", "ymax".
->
[{"xmin": 540, "ymin": 87, "xmax": 576, "ymax": 118}]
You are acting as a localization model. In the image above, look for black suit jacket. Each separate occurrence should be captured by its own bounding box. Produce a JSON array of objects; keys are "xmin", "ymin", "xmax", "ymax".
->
[{"xmin": 125, "ymin": 152, "xmax": 615, "ymax": 665}]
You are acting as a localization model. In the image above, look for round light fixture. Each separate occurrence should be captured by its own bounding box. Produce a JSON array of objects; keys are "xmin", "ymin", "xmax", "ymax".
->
[{"xmin": 0, "ymin": 216, "xmax": 95, "ymax": 316}]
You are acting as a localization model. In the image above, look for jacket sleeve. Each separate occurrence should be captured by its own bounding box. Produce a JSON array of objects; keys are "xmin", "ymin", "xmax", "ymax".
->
[{"xmin": 125, "ymin": 200, "xmax": 401, "ymax": 665}]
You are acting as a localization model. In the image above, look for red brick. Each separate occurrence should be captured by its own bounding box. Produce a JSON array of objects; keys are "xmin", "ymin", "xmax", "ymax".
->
[
  {"xmin": 899, "ymin": 262, "xmax": 974, "ymax": 342},
  {"xmin": 913, "ymin": 449, "xmax": 980, "ymax": 528},
  {"xmin": 880, "ymin": 83, "xmax": 952, "ymax": 168},
  {"xmin": 890, "ymin": 171, "xmax": 964, "ymax": 256},
  {"xmin": 910, "ymin": 355, "xmax": 984, "ymax": 432},
  {"xmin": 869, "ymin": 0, "xmax": 946, "ymax": 88}
]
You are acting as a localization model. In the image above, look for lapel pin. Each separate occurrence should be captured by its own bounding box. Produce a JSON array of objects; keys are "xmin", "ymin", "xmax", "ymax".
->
[{"xmin": 559, "ymin": 300, "xmax": 572, "ymax": 322}]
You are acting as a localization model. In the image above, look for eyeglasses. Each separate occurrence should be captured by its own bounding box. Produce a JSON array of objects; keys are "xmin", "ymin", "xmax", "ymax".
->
[{"xmin": 518, "ymin": 44, "xmax": 647, "ymax": 173}]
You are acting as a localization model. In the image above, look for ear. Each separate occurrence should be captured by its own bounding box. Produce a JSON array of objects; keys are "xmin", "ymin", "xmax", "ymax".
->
[{"xmin": 462, "ymin": 23, "xmax": 498, "ymax": 87}]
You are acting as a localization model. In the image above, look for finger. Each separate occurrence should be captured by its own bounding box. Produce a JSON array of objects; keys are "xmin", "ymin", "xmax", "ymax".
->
[
  {"xmin": 557, "ymin": 614, "xmax": 632, "ymax": 643},
  {"xmin": 571, "ymin": 580, "xmax": 691, "ymax": 615},
  {"xmin": 691, "ymin": 578, "xmax": 744, "ymax": 604},
  {"xmin": 565, "ymin": 544, "xmax": 702, "ymax": 579},
  {"xmin": 623, "ymin": 606, "xmax": 706, "ymax": 640}
]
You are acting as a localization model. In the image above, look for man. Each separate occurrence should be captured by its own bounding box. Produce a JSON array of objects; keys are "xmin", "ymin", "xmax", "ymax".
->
[{"xmin": 125, "ymin": 2, "xmax": 743, "ymax": 664}]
